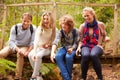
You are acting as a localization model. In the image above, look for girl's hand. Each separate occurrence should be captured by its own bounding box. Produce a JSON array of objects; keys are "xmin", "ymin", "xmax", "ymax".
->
[
  {"xmin": 67, "ymin": 47, "xmax": 74, "ymax": 54},
  {"xmin": 50, "ymin": 53, "xmax": 56, "ymax": 63},
  {"xmin": 76, "ymin": 48, "xmax": 81, "ymax": 56}
]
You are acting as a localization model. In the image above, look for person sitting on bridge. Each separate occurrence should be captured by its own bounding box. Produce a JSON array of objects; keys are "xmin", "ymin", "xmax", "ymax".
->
[
  {"xmin": 76, "ymin": 7, "xmax": 110, "ymax": 80},
  {"xmin": 0, "ymin": 12, "xmax": 36, "ymax": 80},
  {"xmin": 50, "ymin": 14, "xmax": 79, "ymax": 80},
  {"xmin": 28, "ymin": 11, "xmax": 56, "ymax": 80}
]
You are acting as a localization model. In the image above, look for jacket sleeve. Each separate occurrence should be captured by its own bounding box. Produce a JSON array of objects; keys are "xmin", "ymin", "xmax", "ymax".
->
[{"xmin": 8, "ymin": 25, "xmax": 17, "ymax": 51}]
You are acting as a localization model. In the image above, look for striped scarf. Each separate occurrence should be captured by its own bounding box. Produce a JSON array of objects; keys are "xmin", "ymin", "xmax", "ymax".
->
[{"xmin": 82, "ymin": 19, "xmax": 99, "ymax": 49}]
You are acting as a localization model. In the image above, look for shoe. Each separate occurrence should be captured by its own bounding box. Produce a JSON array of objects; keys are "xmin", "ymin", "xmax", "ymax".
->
[
  {"xmin": 30, "ymin": 77, "xmax": 37, "ymax": 80},
  {"xmin": 14, "ymin": 77, "xmax": 22, "ymax": 80},
  {"xmin": 37, "ymin": 76, "xmax": 43, "ymax": 80}
]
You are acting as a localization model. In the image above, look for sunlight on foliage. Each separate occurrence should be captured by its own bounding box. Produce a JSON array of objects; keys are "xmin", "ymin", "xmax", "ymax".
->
[
  {"xmin": 0, "ymin": 58, "xmax": 16, "ymax": 76},
  {"xmin": 41, "ymin": 63, "xmax": 56, "ymax": 75}
]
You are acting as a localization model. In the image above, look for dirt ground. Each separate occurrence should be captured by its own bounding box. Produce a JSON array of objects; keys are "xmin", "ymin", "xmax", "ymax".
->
[
  {"xmin": 1, "ymin": 63, "xmax": 120, "ymax": 80},
  {"xmin": 72, "ymin": 64, "xmax": 120, "ymax": 80}
]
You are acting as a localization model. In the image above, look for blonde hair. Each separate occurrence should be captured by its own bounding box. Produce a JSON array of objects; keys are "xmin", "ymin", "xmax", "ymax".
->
[
  {"xmin": 59, "ymin": 14, "xmax": 74, "ymax": 32},
  {"xmin": 40, "ymin": 11, "xmax": 56, "ymax": 43},
  {"xmin": 40, "ymin": 11, "xmax": 55, "ymax": 29},
  {"xmin": 82, "ymin": 7, "xmax": 96, "ymax": 18},
  {"xmin": 22, "ymin": 12, "xmax": 32, "ymax": 21}
]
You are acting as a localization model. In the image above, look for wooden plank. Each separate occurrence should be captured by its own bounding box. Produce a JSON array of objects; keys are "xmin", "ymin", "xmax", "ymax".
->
[
  {"xmin": 42, "ymin": 54, "xmax": 120, "ymax": 64},
  {"xmin": 6, "ymin": 52, "xmax": 120, "ymax": 64}
]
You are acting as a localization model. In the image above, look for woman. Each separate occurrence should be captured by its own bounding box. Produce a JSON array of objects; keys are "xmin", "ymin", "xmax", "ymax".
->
[
  {"xmin": 51, "ymin": 14, "xmax": 79, "ymax": 80},
  {"xmin": 76, "ymin": 7, "xmax": 110, "ymax": 80},
  {"xmin": 28, "ymin": 11, "xmax": 56, "ymax": 80}
]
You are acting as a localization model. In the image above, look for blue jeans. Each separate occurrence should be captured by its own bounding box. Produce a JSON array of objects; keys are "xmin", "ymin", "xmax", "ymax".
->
[
  {"xmin": 55, "ymin": 47, "xmax": 76, "ymax": 80},
  {"xmin": 81, "ymin": 46, "xmax": 103, "ymax": 80}
]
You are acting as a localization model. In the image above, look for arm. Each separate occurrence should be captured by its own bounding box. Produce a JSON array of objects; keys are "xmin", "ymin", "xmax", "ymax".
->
[
  {"xmin": 68, "ymin": 29, "xmax": 80, "ymax": 53},
  {"xmin": 49, "ymin": 26, "xmax": 56, "ymax": 45},
  {"xmin": 8, "ymin": 25, "xmax": 17, "ymax": 51},
  {"xmin": 76, "ymin": 24, "xmax": 84, "ymax": 56},
  {"xmin": 50, "ymin": 44, "xmax": 57, "ymax": 63},
  {"xmin": 98, "ymin": 22, "xmax": 110, "ymax": 45},
  {"xmin": 50, "ymin": 30, "xmax": 61, "ymax": 63}
]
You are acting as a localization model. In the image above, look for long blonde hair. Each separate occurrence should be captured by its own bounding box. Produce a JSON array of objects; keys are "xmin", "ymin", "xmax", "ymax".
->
[
  {"xmin": 40, "ymin": 11, "xmax": 55, "ymax": 29},
  {"xmin": 40, "ymin": 11, "xmax": 56, "ymax": 43}
]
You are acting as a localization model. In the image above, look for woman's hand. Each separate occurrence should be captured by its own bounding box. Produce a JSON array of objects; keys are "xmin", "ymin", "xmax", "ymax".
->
[
  {"xmin": 97, "ymin": 44, "xmax": 103, "ymax": 49},
  {"xmin": 105, "ymin": 36, "xmax": 110, "ymax": 42},
  {"xmin": 76, "ymin": 48, "xmax": 81, "ymax": 56},
  {"xmin": 42, "ymin": 44, "xmax": 51, "ymax": 49},
  {"xmin": 50, "ymin": 53, "xmax": 56, "ymax": 63}
]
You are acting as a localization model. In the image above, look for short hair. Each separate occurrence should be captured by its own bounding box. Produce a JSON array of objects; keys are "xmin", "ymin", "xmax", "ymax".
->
[
  {"xmin": 22, "ymin": 12, "xmax": 32, "ymax": 21},
  {"xmin": 59, "ymin": 14, "xmax": 74, "ymax": 31},
  {"xmin": 82, "ymin": 7, "xmax": 96, "ymax": 18}
]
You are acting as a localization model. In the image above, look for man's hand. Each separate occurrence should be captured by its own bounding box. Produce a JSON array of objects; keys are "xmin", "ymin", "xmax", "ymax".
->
[{"xmin": 23, "ymin": 51, "xmax": 29, "ymax": 57}]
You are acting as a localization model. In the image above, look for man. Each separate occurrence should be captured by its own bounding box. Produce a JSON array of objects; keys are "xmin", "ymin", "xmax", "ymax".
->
[{"xmin": 0, "ymin": 12, "xmax": 36, "ymax": 80}]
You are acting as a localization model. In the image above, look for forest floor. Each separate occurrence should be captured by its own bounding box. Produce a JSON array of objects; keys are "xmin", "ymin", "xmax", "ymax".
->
[
  {"xmin": 1, "ymin": 61, "xmax": 120, "ymax": 80},
  {"xmin": 72, "ymin": 64, "xmax": 120, "ymax": 80}
]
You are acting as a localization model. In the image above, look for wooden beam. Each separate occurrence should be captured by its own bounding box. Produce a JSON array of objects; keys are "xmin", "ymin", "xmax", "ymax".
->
[
  {"xmin": 6, "ymin": 2, "xmax": 53, "ymax": 7},
  {"xmin": 6, "ymin": 52, "xmax": 120, "ymax": 64},
  {"xmin": 5, "ymin": 2, "xmax": 115, "ymax": 7},
  {"xmin": 56, "ymin": 2, "xmax": 114, "ymax": 7},
  {"xmin": 42, "ymin": 55, "xmax": 120, "ymax": 64}
]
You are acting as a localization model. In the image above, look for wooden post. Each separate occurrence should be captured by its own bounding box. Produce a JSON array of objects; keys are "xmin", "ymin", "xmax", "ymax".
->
[
  {"xmin": 14, "ymin": 0, "xmax": 17, "ymax": 24},
  {"xmin": 112, "ymin": 4, "xmax": 118, "ymax": 70},
  {"xmin": 36, "ymin": 0, "xmax": 40, "ymax": 27},
  {"xmin": 0, "ymin": 5, "xmax": 7, "ymax": 49},
  {"xmin": 52, "ymin": 2, "xmax": 56, "ymax": 24},
  {"xmin": 112, "ymin": 4, "xmax": 118, "ymax": 55}
]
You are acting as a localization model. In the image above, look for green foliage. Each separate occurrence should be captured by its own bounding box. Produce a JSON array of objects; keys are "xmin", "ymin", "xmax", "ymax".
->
[
  {"xmin": 41, "ymin": 63, "xmax": 56, "ymax": 75},
  {"xmin": 0, "ymin": 58, "xmax": 16, "ymax": 76}
]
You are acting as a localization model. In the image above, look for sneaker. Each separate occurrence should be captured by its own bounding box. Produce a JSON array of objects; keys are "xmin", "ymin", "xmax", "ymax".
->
[
  {"xmin": 37, "ymin": 76, "xmax": 43, "ymax": 80},
  {"xmin": 14, "ymin": 77, "xmax": 22, "ymax": 80},
  {"xmin": 30, "ymin": 77, "xmax": 37, "ymax": 80}
]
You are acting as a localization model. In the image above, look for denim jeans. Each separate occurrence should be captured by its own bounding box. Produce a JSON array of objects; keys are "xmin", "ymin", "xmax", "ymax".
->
[
  {"xmin": 55, "ymin": 47, "xmax": 76, "ymax": 80},
  {"xmin": 81, "ymin": 46, "xmax": 103, "ymax": 80}
]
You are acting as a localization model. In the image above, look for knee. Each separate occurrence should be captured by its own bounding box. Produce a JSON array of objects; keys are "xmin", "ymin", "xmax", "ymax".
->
[
  {"xmin": 37, "ymin": 55, "xmax": 42, "ymax": 59},
  {"xmin": 90, "ymin": 52, "xmax": 98, "ymax": 58},
  {"xmin": 82, "ymin": 53, "xmax": 90, "ymax": 58},
  {"xmin": 66, "ymin": 54, "xmax": 74, "ymax": 61},
  {"xmin": 90, "ymin": 54, "xmax": 99, "ymax": 60},
  {"xmin": 55, "ymin": 54, "xmax": 63, "ymax": 61}
]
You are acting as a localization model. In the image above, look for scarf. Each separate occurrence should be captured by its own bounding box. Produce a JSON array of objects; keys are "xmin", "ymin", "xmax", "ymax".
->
[{"xmin": 82, "ymin": 19, "xmax": 99, "ymax": 49}]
